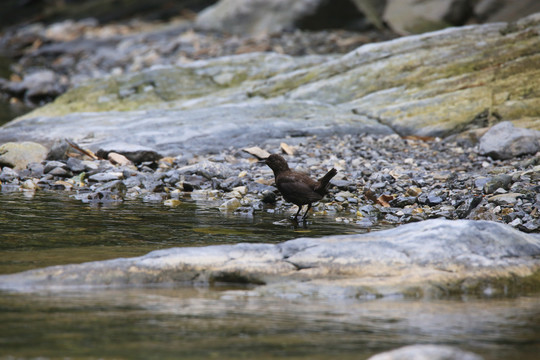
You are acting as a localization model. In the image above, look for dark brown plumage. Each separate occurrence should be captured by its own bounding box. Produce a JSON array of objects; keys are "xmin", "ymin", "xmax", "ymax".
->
[{"xmin": 264, "ymin": 154, "xmax": 337, "ymax": 221}]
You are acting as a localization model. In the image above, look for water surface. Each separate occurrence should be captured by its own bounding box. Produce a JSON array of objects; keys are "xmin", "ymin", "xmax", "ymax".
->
[{"xmin": 1, "ymin": 191, "xmax": 539, "ymax": 359}]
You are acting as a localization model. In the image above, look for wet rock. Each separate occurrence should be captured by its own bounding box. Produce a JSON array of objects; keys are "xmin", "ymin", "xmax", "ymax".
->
[
  {"xmin": 368, "ymin": 344, "xmax": 483, "ymax": 360},
  {"xmin": 142, "ymin": 193, "xmax": 165, "ymax": 203},
  {"xmin": 0, "ymin": 219, "xmax": 538, "ymax": 299},
  {"xmin": 261, "ymin": 190, "xmax": 277, "ymax": 204},
  {"xmin": 0, "ymin": 167, "xmax": 19, "ymax": 182},
  {"xmin": 95, "ymin": 180, "xmax": 127, "ymax": 195},
  {"xmin": 390, "ymin": 196, "xmax": 416, "ymax": 207},
  {"xmin": 74, "ymin": 189, "xmax": 124, "ymax": 204},
  {"xmin": 26, "ymin": 162, "xmax": 45, "ymax": 178},
  {"xmin": 478, "ymin": 121, "xmax": 540, "ymax": 160},
  {"xmin": 219, "ymin": 198, "xmax": 242, "ymax": 212},
  {"xmin": 0, "ymin": 142, "xmax": 48, "ymax": 170}
]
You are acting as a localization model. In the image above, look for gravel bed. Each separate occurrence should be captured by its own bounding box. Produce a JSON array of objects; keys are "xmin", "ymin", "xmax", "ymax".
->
[{"xmin": 1, "ymin": 133, "xmax": 539, "ymax": 232}]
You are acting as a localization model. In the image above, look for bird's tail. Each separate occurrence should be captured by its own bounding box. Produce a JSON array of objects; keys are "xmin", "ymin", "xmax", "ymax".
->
[{"xmin": 316, "ymin": 168, "xmax": 337, "ymax": 194}]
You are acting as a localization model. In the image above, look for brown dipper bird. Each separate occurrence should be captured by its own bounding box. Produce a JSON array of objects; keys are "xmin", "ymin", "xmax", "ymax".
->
[{"xmin": 264, "ymin": 154, "xmax": 337, "ymax": 221}]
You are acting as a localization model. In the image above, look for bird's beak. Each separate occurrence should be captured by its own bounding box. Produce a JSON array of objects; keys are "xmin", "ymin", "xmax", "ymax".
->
[{"xmin": 257, "ymin": 158, "xmax": 267, "ymax": 165}]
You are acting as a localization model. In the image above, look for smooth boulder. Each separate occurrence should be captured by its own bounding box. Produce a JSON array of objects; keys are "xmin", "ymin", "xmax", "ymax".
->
[{"xmin": 0, "ymin": 219, "xmax": 538, "ymax": 298}]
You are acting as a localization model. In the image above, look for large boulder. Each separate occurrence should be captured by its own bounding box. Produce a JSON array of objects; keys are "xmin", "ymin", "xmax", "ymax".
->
[
  {"xmin": 1, "ymin": 14, "xmax": 540, "ymax": 154},
  {"xmin": 1, "ymin": 219, "xmax": 539, "ymax": 298}
]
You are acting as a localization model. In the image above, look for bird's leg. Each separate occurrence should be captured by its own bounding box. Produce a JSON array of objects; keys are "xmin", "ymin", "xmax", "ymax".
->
[
  {"xmin": 301, "ymin": 203, "xmax": 312, "ymax": 221},
  {"xmin": 294, "ymin": 205, "xmax": 303, "ymax": 220}
]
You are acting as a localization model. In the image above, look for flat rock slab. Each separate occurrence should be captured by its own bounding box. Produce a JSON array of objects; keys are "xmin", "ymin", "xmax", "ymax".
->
[
  {"xmin": 1, "ymin": 14, "xmax": 540, "ymax": 154},
  {"xmin": 1, "ymin": 219, "xmax": 539, "ymax": 298},
  {"xmin": 0, "ymin": 100, "xmax": 391, "ymax": 156}
]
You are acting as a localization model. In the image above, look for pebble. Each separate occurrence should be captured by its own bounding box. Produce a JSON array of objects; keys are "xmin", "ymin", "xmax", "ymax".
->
[{"xmin": 0, "ymin": 133, "xmax": 538, "ymax": 231}]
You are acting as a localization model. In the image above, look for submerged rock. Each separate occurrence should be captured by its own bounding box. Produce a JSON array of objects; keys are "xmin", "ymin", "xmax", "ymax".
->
[
  {"xmin": 368, "ymin": 344, "xmax": 483, "ymax": 360},
  {"xmin": 1, "ymin": 219, "xmax": 538, "ymax": 298}
]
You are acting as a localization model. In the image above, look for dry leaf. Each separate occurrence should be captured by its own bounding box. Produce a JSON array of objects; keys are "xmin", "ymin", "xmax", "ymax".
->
[{"xmin": 377, "ymin": 194, "xmax": 394, "ymax": 207}]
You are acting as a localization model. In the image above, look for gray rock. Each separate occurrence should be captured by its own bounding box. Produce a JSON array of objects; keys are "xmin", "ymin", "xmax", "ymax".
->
[
  {"xmin": 368, "ymin": 344, "xmax": 483, "ymax": 360},
  {"xmin": 488, "ymin": 193, "xmax": 523, "ymax": 206},
  {"xmin": 478, "ymin": 121, "xmax": 540, "ymax": 160},
  {"xmin": 390, "ymin": 196, "xmax": 416, "ymax": 207},
  {"xmin": 47, "ymin": 167, "xmax": 72, "ymax": 178},
  {"xmin": 0, "ymin": 219, "xmax": 538, "ymax": 299},
  {"xmin": 0, "ymin": 142, "xmax": 48, "ymax": 170},
  {"xmin": 89, "ymin": 172, "xmax": 123, "ymax": 182},
  {"xmin": 177, "ymin": 160, "xmax": 236, "ymax": 179},
  {"xmin": 483, "ymin": 174, "xmax": 512, "ymax": 194},
  {"xmin": 384, "ymin": 0, "xmax": 473, "ymax": 35},
  {"xmin": 95, "ymin": 143, "xmax": 162, "ymax": 164},
  {"xmin": 66, "ymin": 157, "xmax": 86, "ymax": 172},
  {"xmin": 0, "ymin": 167, "xmax": 19, "ymax": 182},
  {"xmin": 44, "ymin": 161, "xmax": 68, "ymax": 174},
  {"xmin": 3, "ymin": 70, "xmax": 66, "ymax": 105},
  {"xmin": 195, "ymin": 0, "xmax": 322, "ymax": 35},
  {"xmin": 46, "ymin": 139, "xmax": 70, "ymax": 160}
]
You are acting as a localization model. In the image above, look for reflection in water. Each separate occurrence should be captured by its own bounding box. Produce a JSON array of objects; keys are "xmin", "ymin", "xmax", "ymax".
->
[
  {"xmin": 0, "ymin": 191, "xmax": 367, "ymax": 274},
  {"xmin": 0, "ymin": 287, "xmax": 539, "ymax": 359},
  {"xmin": 1, "ymin": 191, "xmax": 539, "ymax": 359}
]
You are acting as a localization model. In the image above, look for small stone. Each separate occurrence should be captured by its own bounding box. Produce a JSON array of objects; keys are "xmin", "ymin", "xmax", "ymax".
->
[
  {"xmin": 390, "ymin": 196, "xmax": 416, "ymax": 207},
  {"xmin": 66, "ymin": 157, "xmax": 85, "ymax": 172},
  {"xmin": 0, "ymin": 167, "xmax": 19, "ymax": 182},
  {"xmin": 89, "ymin": 172, "xmax": 123, "ymax": 182},
  {"xmin": 243, "ymin": 146, "xmax": 270, "ymax": 160},
  {"xmin": 219, "ymin": 198, "xmax": 241, "ymax": 212},
  {"xmin": 487, "ymin": 193, "xmax": 522, "ymax": 205},
  {"xmin": 44, "ymin": 161, "xmax": 68, "ymax": 174},
  {"xmin": 232, "ymin": 185, "xmax": 248, "ymax": 195},
  {"xmin": 426, "ymin": 194, "xmax": 443, "ymax": 206},
  {"xmin": 164, "ymin": 199, "xmax": 181, "ymax": 207},
  {"xmin": 143, "ymin": 193, "xmax": 165, "ymax": 202},
  {"xmin": 108, "ymin": 152, "xmax": 132, "ymax": 166},
  {"xmin": 48, "ymin": 167, "xmax": 72, "ymax": 177},
  {"xmin": 483, "ymin": 174, "xmax": 512, "ymax": 194},
  {"xmin": 280, "ymin": 142, "xmax": 295, "ymax": 155},
  {"xmin": 261, "ymin": 190, "xmax": 277, "ymax": 203},
  {"xmin": 21, "ymin": 179, "xmax": 38, "ymax": 191},
  {"xmin": 406, "ymin": 186, "xmax": 422, "ymax": 197}
]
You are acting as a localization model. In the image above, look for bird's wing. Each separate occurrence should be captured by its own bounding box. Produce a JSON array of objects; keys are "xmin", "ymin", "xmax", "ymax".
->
[{"xmin": 276, "ymin": 174, "xmax": 323, "ymax": 204}]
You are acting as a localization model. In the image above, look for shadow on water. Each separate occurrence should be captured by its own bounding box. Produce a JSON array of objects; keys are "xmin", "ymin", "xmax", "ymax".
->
[{"xmin": 0, "ymin": 191, "xmax": 372, "ymax": 274}]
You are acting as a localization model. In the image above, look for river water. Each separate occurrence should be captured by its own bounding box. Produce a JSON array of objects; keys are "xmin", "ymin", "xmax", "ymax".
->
[{"xmin": 1, "ymin": 191, "xmax": 539, "ymax": 359}]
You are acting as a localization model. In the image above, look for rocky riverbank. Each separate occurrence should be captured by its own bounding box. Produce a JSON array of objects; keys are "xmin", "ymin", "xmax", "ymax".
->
[{"xmin": 1, "ymin": 122, "xmax": 539, "ymax": 232}]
